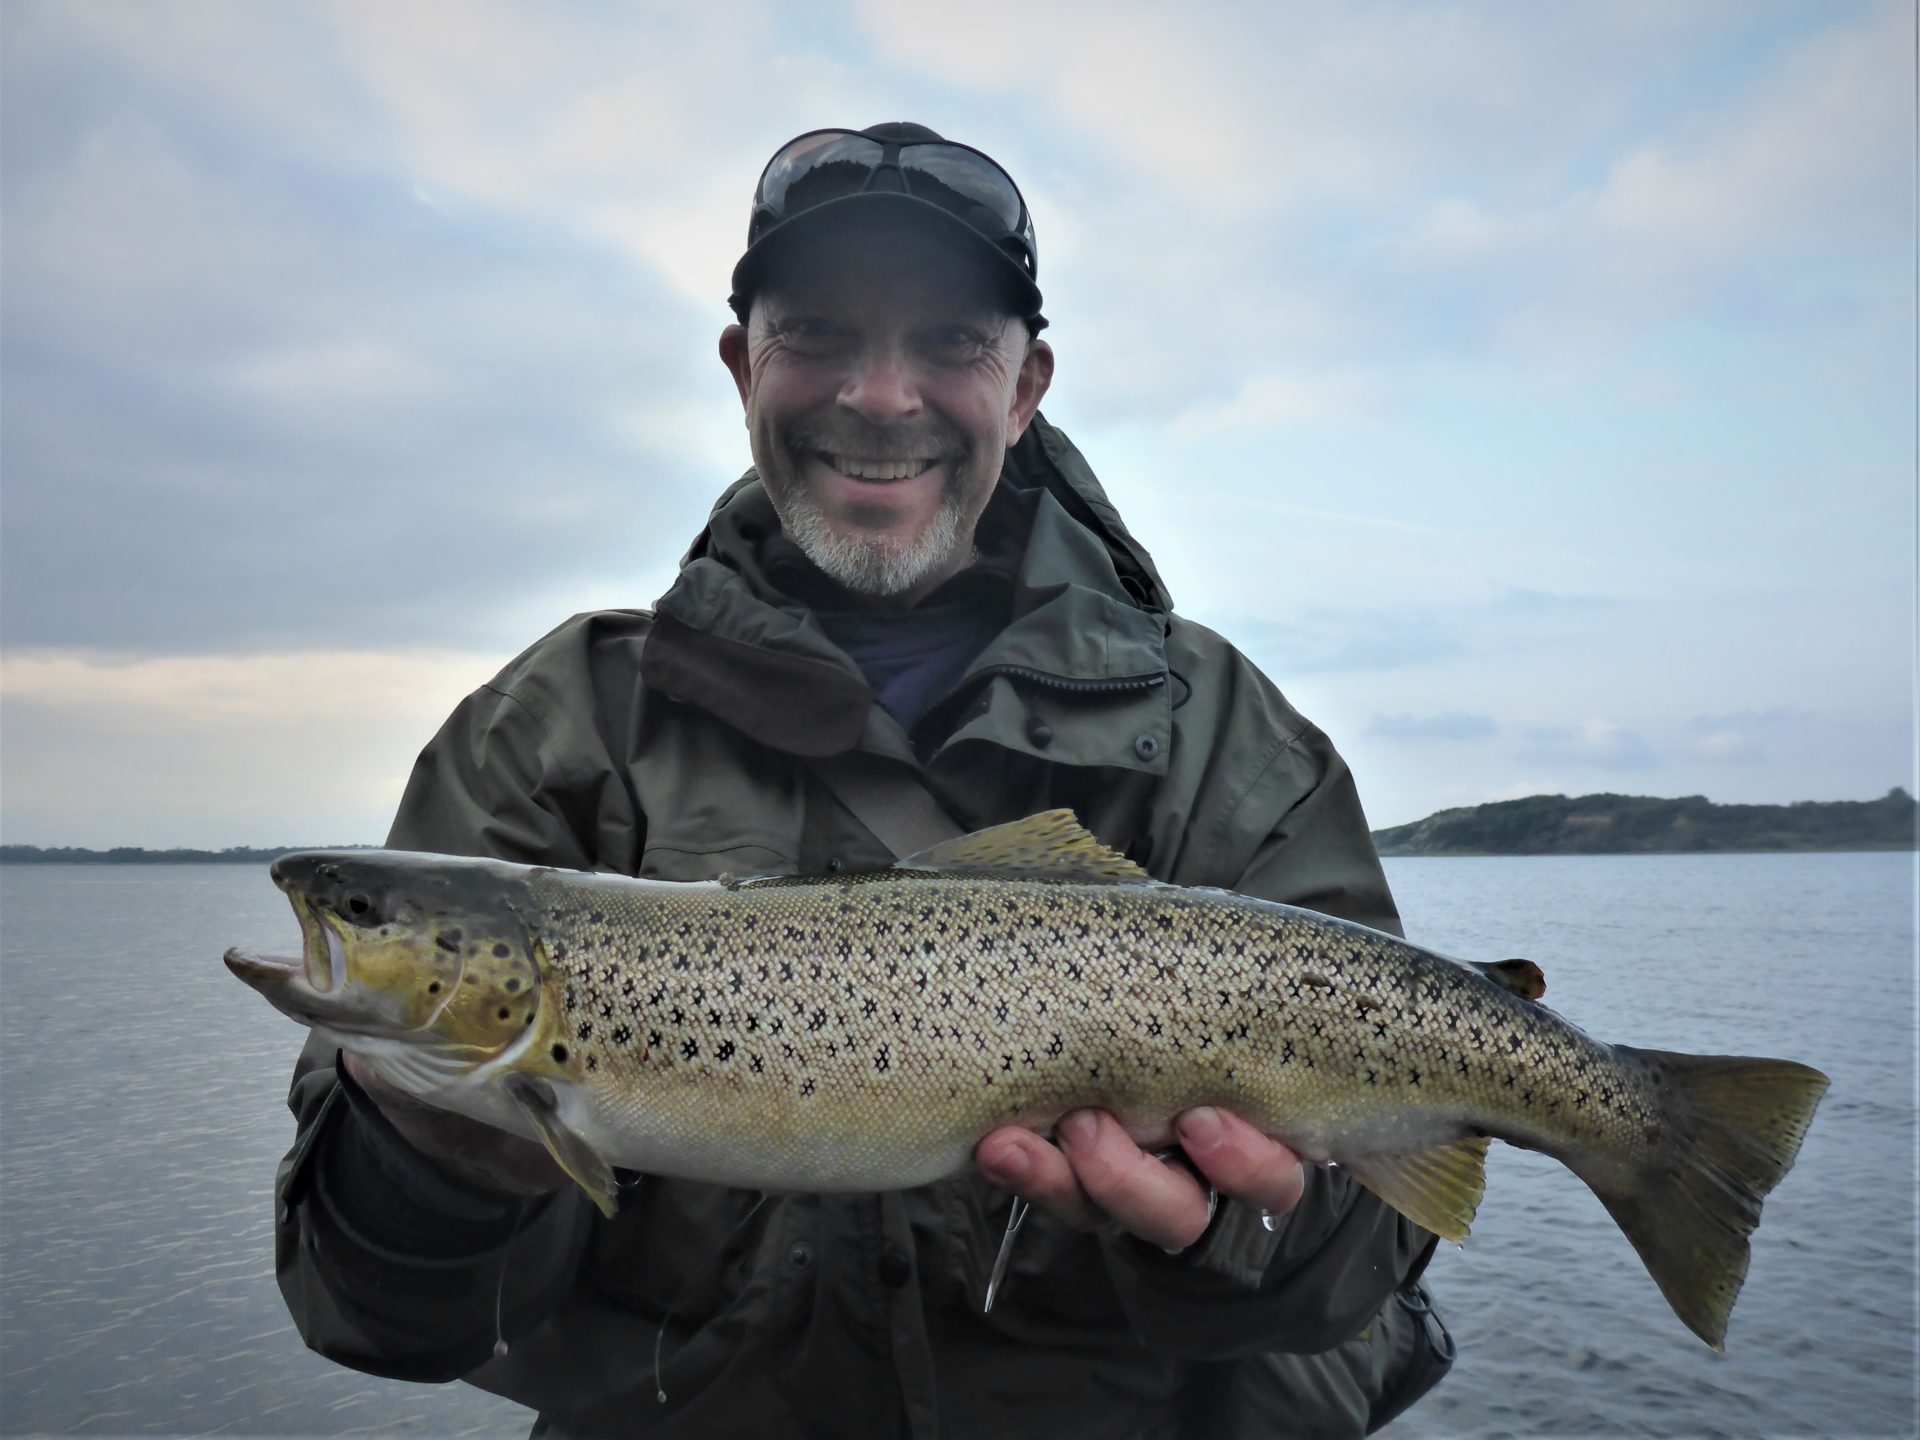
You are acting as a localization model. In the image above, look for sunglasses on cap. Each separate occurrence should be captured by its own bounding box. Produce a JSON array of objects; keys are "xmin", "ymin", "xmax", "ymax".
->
[{"xmin": 747, "ymin": 129, "xmax": 1038, "ymax": 282}]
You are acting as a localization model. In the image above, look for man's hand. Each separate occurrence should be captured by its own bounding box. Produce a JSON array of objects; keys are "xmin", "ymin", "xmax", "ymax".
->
[
  {"xmin": 341, "ymin": 1051, "xmax": 571, "ymax": 1200},
  {"xmin": 974, "ymin": 1108, "xmax": 1306, "ymax": 1252}
]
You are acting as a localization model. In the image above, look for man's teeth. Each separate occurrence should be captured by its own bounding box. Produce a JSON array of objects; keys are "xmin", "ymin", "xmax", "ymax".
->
[{"xmin": 828, "ymin": 455, "xmax": 935, "ymax": 481}]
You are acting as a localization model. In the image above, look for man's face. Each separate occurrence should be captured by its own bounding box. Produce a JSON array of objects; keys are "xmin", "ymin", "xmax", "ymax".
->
[{"xmin": 719, "ymin": 219, "xmax": 1052, "ymax": 607}]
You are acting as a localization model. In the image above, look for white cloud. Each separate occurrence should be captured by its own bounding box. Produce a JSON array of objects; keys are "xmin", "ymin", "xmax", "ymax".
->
[
  {"xmin": 1523, "ymin": 719, "xmax": 1659, "ymax": 771},
  {"xmin": 0, "ymin": 647, "xmax": 505, "ymax": 847},
  {"xmin": 224, "ymin": 341, "xmax": 444, "ymax": 405},
  {"xmin": 1368, "ymin": 711, "xmax": 1499, "ymax": 742},
  {"xmin": 1684, "ymin": 707, "xmax": 1816, "ymax": 763},
  {"xmin": 1589, "ymin": 2, "xmax": 1908, "ymax": 257},
  {"xmin": 0, "ymin": 647, "xmax": 496, "ymax": 723},
  {"xmin": 1390, "ymin": 0, "xmax": 1911, "ymax": 341},
  {"xmin": 1170, "ymin": 372, "xmax": 1367, "ymax": 434}
]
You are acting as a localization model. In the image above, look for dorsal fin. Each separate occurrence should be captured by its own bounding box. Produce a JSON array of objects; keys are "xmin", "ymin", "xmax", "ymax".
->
[
  {"xmin": 1474, "ymin": 958, "xmax": 1547, "ymax": 1001},
  {"xmin": 894, "ymin": 810, "xmax": 1152, "ymax": 885}
]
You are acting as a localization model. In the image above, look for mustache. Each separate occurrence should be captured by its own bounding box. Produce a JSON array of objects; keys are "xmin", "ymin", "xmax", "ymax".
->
[{"xmin": 790, "ymin": 417, "xmax": 961, "ymax": 460}]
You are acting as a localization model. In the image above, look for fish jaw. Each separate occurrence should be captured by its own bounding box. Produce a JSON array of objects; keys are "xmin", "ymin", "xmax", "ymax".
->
[{"xmin": 220, "ymin": 936, "xmax": 422, "ymax": 1042}]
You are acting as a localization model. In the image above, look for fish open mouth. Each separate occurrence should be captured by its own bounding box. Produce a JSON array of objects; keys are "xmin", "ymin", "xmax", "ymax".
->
[
  {"xmin": 302, "ymin": 904, "xmax": 345, "ymax": 993},
  {"xmin": 225, "ymin": 888, "xmax": 344, "ymax": 1004}
]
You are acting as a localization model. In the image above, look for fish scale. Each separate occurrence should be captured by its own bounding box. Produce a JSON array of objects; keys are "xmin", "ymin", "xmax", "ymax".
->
[{"xmin": 226, "ymin": 809, "xmax": 1828, "ymax": 1349}]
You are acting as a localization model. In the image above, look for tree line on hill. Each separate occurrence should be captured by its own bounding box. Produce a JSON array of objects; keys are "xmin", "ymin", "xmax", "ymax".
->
[
  {"xmin": 0, "ymin": 844, "xmax": 373, "ymax": 864},
  {"xmin": 1371, "ymin": 788, "xmax": 1918, "ymax": 856}
]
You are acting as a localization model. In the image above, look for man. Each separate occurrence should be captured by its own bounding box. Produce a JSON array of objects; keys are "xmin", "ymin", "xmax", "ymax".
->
[{"xmin": 273, "ymin": 123, "xmax": 1452, "ymax": 1437}]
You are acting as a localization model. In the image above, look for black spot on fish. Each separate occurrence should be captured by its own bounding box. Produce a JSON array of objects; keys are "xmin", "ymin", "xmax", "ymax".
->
[
  {"xmin": 428, "ymin": 981, "xmax": 442, "ymax": 994},
  {"xmin": 552, "ymin": 1044, "xmax": 569, "ymax": 1063},
  {"xmin": 497, "ymin": 1007, "xmax": 510, "ymax": 1020},
  {"xmin": 494, "ymin": 943, "xmax": 511, "ymax": 958},
  {"xmin": 436, "ymin": 936, "xmax": 460, "ymax": 954},
  {"xmin": 505, "ymin": 978, "xmax": 520, "ymax": 993}
]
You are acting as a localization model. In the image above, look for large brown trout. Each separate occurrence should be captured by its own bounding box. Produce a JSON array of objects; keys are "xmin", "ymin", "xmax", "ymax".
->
[{"xmin": 226, "ymin": 810, "xmax": 1827, "ymax": 1348}]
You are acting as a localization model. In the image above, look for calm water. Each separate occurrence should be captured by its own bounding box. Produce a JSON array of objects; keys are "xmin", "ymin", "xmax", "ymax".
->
[{"xmin": 0, "ymin": 855, "xmax": 1913, "ymax": 1438}]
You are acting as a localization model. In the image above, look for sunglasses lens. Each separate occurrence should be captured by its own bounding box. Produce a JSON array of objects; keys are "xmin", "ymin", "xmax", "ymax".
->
[
  {"xmin": 897, "ymin": 148, "xmax": 1025, "ymax": 235},
  {"xmin": 757, "ymin": 134, "xmax": 885, "ymax": 217}
]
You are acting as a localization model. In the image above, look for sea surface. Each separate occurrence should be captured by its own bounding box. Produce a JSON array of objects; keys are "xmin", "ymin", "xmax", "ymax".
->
[{"xmin": 0, "ymin": 854, "xmax": 1913, "ymax": 1438}]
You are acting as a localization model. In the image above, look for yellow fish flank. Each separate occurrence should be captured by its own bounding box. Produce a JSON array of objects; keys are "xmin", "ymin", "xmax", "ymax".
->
[{"xmin": 226, "ymin": 810, "xmax": 1827, "ymax": 1350}]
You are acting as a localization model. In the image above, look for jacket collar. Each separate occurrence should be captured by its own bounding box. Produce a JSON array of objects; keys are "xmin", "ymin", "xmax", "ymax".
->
[{"xmin": 646, "ymin": 415, "xmax": 1172, "ymax": 763}]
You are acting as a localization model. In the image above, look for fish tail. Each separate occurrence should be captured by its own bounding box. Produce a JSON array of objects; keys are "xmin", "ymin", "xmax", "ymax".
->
[{"xmin": 1579, "ymin": 1048, "xmax": 1828, "ymax": 1350}]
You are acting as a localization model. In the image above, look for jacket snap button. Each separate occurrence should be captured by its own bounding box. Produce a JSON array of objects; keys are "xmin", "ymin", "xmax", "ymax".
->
[
  {"xmin": 1026, "ymin": 718, "xmax": 1053, "ymax": 747},
  {"xmin": 1133, "ymin": 733, "xmax": 1160, "ymax": 761},
  {"xmin": 787, "ymin": 1241, "xmax": 814, "ymax": 1271},
  {"xmin": 878, "ymin": 1245, "xmax": 912, "ymax": 1288},
  {"xmin": 826, "ymin": 858, "xmax": 844, "ymax": 874}
]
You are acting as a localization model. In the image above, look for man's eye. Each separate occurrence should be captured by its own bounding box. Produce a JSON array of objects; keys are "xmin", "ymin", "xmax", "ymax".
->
[{"xmin": 926, "ymin": 326, "xmax": 984, "ymax": 353}]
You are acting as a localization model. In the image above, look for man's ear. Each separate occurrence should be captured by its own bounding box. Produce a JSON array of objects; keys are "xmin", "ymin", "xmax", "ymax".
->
[
  {"xmin": 1006, "ymin": 338, "xmax": 1054, "ymax": 444},
  {"xmin": 719, "ymin": 324, "xmax": 752, "ymax": 409}
]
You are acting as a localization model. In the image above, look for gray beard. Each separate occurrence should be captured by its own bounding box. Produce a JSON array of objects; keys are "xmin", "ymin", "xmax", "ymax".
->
[{"xmin": 774, "ymin": 481, "xmax": 969, "ymax": 599}]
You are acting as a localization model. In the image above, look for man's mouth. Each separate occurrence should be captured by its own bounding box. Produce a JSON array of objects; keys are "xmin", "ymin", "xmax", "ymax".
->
[{"xmin": 819, "ymin": 453, "xmax": 938, "ymax": 482}]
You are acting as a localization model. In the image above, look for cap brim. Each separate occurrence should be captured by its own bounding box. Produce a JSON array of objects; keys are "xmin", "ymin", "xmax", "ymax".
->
[{"xmin": 729, "ymin": 191, "xmax": 1042, "ymax": 322}]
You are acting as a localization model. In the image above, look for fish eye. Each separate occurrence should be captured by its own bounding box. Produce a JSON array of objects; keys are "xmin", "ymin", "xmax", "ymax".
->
[{"xmin": 346, "ymin": 893, "xmax": 372, "ymax": 917}]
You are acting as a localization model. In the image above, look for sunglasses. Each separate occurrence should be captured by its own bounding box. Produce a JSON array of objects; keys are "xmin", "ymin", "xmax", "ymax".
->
[{"xmin": 748, "ymin": 130, "xmax": 1038, "ymax": 280}]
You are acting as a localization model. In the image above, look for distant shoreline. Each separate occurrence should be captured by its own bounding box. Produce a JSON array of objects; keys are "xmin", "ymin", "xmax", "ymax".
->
[
  {"xmin": 0, "ymin": 845, "xmax": 375, "ymax": 864},
  {"xmin": 1372, "ymin": 789, "xmax": 1918, "ymax": 857},
  {"xmin": 9, "ymin": 789, "xmax": 1917, "ymax": 861}
]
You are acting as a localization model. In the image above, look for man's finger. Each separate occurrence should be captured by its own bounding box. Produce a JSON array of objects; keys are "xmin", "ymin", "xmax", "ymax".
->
[
  {"xmin": 1055, "ymin": 1110, "xmax": 1214, "ymax": 1251},
  {"xmin": 974, "ymin": 1125, "xmax": 1103, "ymax": 1231},
  {"xmin": 1174, "ymin": 1107, "xmax": 1306, "ymax": 1217}
]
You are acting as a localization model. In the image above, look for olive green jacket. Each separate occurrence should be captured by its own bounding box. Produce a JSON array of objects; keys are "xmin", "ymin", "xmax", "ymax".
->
[{"xmin": 275, "ymin": 417, "xmax": 1434, "ymax": 1438}]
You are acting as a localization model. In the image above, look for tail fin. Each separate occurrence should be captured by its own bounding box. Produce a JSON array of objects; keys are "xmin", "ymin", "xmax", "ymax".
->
[{"xmin": 1583, "ymin": 1048, "xmax": 1828, "ymax": 1350}]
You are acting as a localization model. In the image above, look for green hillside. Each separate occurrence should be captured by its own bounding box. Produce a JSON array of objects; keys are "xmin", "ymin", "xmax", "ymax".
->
[{"xmin": 1373, "ymin": 788, "xmax": 1918, "ymax": 856}]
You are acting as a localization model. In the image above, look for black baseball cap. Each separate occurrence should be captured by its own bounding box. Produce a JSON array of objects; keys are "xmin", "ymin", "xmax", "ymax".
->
[{"xmin": 728, "ymin": 122, "xmax": 1045, "ymax": 330}]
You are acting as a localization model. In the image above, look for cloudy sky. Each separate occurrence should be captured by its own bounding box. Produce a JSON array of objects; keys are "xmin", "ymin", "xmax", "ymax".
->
[{"xmin": 2, "ymin": 0, "xmax": 1912, "ymax": 848}]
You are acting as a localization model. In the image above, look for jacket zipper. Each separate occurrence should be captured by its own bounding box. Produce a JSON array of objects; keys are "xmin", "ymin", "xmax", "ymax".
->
[
  {"xmin": 985, "ymin": 664, "xmax": 1166, "ymax": 696},
  {"xmin": 911, "ymin": 666, "xmax": 1165, "ymax": 749}
]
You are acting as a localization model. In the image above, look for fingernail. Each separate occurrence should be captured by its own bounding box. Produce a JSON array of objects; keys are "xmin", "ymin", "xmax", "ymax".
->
[
  {"xmin": 991, "ymin": 1146, "xmax": 1030, "ymax": 1183},
  {"xmin": 1178, "ymin": 1107, "xmax": 1223, "ymax": 1150},
  {"xmin": 1058, "ymin": 1111, "xmax": 1097, "ymax": 1148}
]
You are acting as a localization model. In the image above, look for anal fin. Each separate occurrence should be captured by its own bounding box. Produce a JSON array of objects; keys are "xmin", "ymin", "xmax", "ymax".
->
[
  {"xmin": 503, "ymin": 1072, "xmax": 620, "ymax": 1218},
  {"xmin": 1340, "ymin": 1135, "xmax": 1490, "ymax": 1243}
]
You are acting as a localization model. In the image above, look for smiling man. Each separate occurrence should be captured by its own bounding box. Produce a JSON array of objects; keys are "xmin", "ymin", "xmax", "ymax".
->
[
  {"xmin": 270, "ymin": 123, "xmax": 1452, "ymax": 1438},
  {"xmin": 721, "ymin": 216, "xmax": 1051, "ymax": 607}
]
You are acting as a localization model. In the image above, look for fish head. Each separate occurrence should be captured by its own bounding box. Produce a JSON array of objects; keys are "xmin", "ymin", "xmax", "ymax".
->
[{"xmin": 225, "ymin": 850, "xmax": 550, "ymax": 1085}]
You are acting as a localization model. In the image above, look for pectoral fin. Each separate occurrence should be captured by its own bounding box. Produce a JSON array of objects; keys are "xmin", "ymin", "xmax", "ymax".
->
[
  {"xmin": 1340, "ymin": 1135, "xmax": 1490, "ymax": 1243},
  {"xmin": 503, "ymin": 1072, "xmax": 620, "ymax": 1218}
]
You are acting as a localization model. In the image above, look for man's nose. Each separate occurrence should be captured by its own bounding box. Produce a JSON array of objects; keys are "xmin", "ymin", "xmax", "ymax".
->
[{"xmin": 837, "ymin": 347, "xmax": 923, "ymax": 423}]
